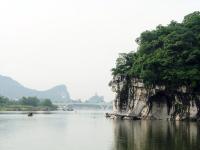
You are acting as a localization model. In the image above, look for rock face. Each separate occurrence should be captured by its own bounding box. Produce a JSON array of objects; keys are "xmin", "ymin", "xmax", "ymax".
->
[{"xmin": 109, "ymin": 75, "xmax": 200, "ymax": 120}]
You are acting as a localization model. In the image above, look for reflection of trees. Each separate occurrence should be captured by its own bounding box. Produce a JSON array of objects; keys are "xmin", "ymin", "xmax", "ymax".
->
[{"xmin": 111, "ymin": 120, "xmax": 200, "ymax": 150}]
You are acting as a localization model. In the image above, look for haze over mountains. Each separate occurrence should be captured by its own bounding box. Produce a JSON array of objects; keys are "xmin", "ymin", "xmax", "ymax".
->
[
  {"xmin": 85, "ymin": 93, "xmax": 105, "ymax": 103},
  {"xmin": 0, "ymin": 75, "xmax": 71, "ymax": 102}
]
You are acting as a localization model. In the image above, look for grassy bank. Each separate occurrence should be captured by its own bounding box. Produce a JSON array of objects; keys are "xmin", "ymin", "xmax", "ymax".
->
[{"xmin": 0, "ymin": 96, "xmax": 57, "ymax": 111}]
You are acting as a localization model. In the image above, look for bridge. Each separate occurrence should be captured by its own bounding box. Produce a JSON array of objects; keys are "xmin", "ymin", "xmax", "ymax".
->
[{"xmin": 54, "ymin": 102, "xmax": 112, "ymax": 110}]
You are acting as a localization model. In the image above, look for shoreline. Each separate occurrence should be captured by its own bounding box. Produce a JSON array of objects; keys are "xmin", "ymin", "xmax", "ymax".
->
[
  {"xmin": 0, "ymin": 111, "xmax": 56, "ymax": 115},
  {"xmin": 105, "ymin": 112, "xmax": 200, "ymax": 121},
  {"xmin": 105, "ymin": 113, "xmax": 141, "ymax": 120}
]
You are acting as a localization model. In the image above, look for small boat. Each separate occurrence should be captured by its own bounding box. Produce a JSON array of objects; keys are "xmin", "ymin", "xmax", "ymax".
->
[
  {"xmin": 62, "ymin": 107, "xmax": 74, "ymax": 111},
  {"xmin": 28, "ymin": 112, "xmax": 33, "ymax": 117},
  {"xmin": 66, "ymin": 108, "xmax": 74, "ymax": 111}
]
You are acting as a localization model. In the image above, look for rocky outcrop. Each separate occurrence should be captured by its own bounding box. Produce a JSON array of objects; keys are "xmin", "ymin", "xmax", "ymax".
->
[
  {"xmin": 0, "ymin": 75, "xmax": 71, "ymax": 102},
  {"xmin": 108, "ymin": 75, "xmax": 200, "ymax": 120}
]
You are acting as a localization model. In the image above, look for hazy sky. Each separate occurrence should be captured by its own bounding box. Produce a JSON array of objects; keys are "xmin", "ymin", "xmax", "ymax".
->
[{"xmin": 0, "ymin": 0, "xmax": 199, "ymax": 101}]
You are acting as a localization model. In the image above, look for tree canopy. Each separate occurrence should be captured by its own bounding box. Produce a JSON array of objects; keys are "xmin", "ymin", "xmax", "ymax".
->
[
  {"xmin": 0, "ymin": 96, "xmax": 56, "ymax": 111},
  {"xmin": 19, "ymin": 97, "xmax": 40, "ymax": 106},
  {"xmin": 112, "ymin": 12, "xmax": 200, "ymax": 90}
]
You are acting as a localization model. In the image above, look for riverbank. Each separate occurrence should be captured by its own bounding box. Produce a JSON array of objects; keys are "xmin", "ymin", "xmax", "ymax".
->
[
  {"xmin": 0, "ymin": 96, "xmax": 57, "ymax": 111},
  {"xmin": 0, "ymin": 105, "xmax": 57, "ymax": 111},
  {"xmin": 105, "ymin": 113, "xmax": 141, "ymax": 120},
  {"xmin": 105, "ymin": 112, "xmax": 200, "ymax": 121}
]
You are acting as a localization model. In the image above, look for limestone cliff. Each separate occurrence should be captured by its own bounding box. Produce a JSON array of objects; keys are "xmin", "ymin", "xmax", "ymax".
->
[{"xmin": 108, "ymin": 75, "xmax": 200, "ymax": 121}]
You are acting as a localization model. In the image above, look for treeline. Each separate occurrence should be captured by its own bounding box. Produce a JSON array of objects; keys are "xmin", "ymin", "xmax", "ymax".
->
[
  {"xmin": 112, "ymin": 11, "xmax": 200, "ymax": 91},
  {"xmin": 0, "ymin": 96, "xmax": 57, "ymax": 111}
]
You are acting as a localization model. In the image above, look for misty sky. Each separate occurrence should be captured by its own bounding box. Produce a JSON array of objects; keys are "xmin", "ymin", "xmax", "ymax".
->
[{"xmin": 0, "ymin": 0, "xmax": 199, "ymax": 101}]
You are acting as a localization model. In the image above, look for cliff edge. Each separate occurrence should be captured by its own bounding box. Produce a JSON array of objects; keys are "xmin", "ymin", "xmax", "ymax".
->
[
  {"xmin": 108, "ymin": 76, "xmax": 200, "ymax": 120},
  {"xmin": 108, "ymin": 12, "xmax": 200, "ymax": 121}
]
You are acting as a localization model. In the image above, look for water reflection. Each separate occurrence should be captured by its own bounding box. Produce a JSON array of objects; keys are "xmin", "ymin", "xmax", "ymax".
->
[
  {"xmin": 112, "ymin": 120, "xmax": 200, "ymax": 150},
  {"xmin": 0, "ymin": 112, "xmax": 200, "ymax": 150}
]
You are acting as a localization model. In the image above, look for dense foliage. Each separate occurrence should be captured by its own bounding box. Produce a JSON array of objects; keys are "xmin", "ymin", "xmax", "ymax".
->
[
  {"xmin": 112, "ymin": 12, "xmax": 200, "ymax": 90},
  {"xmin": 0, "ymin": 96, "xmax": 56, "ymax": 111}
]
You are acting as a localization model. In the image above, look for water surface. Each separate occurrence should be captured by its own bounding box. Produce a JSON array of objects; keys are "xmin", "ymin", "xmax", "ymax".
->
[{"xmin": 0, "ymin": 111, "xmax": 199, "ymax": 150}]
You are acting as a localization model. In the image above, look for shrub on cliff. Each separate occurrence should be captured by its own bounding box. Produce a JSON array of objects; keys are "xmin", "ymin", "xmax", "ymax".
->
[{"xmin": 112, "ymin": 11, "xmax": 200, "ymax": 90}]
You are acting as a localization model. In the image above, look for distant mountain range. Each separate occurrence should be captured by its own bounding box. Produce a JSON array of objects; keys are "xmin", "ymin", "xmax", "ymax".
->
[{"xmin": 0, "ymin": 75, "xmax": 71, "ymax": 102}]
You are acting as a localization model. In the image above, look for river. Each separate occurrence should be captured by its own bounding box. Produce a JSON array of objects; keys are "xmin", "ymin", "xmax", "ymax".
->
[{"xmin": 0, "ymin": 111, "xmax": 199, "ymax": 150}]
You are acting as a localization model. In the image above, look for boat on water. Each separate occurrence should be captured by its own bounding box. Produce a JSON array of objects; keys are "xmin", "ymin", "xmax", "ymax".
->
[
  {"xmin": 62, "ymin": 107, "xmax": 74, "ymax": 111},
  {"xmin": 66, "ymin": 108, "xmax": 74, "ymax": 111},
  {"xmin": 62, "ymin": 108, "xmax": 74, "ymax": 111},
  {"xmin": 27, "ymin": 112, "xmax": 33, "ymax": 117}
]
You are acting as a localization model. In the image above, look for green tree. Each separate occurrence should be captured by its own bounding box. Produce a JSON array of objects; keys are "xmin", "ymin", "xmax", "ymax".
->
[
  {"xmin": 19, "ymin": 97, "xmax": 40, "ymax": 106},
  {"xmin": 112, "ymin": 11, "xmax": 200, "ymax": 90},
  {"xmin": 40, "ymin": 99, "xmax": 53, "ymax": 107},
  {"xmin": 0, "ymin": 96, "xmax": 9, "ymax": 105}
]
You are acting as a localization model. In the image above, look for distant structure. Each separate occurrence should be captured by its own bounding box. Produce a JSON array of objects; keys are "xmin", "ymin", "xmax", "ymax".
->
[{"xmin": 85, "ymin": 93, "xmax": 105, "ymax": 103}]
